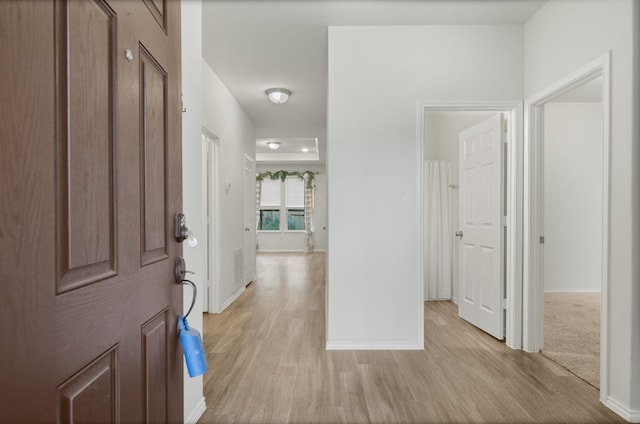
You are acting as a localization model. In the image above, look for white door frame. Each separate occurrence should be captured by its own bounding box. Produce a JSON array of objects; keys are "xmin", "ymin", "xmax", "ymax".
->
[
  {"xmin": 202, "ymin": 128, "xmax": 221, "ymax": 313},
  {"xmin": 523, "ymin": 52, "xmax": 611, "ymax": 402},
  {"xmin": 417, "ymin": 101, "xmax": 523, "ymax": 349},
  {"xmin": 243, "ymin": 154, "xmax": 257, "ymax": 284}
]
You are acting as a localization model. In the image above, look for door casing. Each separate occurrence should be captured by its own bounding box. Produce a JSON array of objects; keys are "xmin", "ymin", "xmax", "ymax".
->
[
  {"xmin": 523, "ymin": 52, "xmax": 611, "ymax": 402},
  {"xmin": 202, "ymin": 129, "xmax": 221, "ymax": 313},
  {"xmin": 243, "ymin": 154, "xmax": 257, "ymax": 284}
]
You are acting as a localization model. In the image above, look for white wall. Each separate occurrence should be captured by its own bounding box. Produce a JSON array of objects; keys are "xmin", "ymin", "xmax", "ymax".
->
[
  {"xmin": 256, "ymin": 164, "xmax": 328, "ymax": 252},
  {"xmin": 181, "ymin": 1, "xmax": 205, "ymax": 422},
  {"xmin": 202, "ymin": 59, "xmax": 256, "ymax": 306},
  {"xmin": 525, "ymin": 0, "xmax": 639, "ymax": 415},
  {"xmin": 543, "ymin": 102, "xmax": 602, "ymax": 292},
  {"xmin": 327, "ymin": 25, "xmax": 523, "ymax": 348},
  {"xmin": 424, "ymin": 111, "xmax": 497, "ymax": 303}
]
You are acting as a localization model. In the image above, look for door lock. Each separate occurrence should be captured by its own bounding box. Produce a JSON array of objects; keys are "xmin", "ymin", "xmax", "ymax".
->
[
  {"xmin": 175, "ymin": 256, "xmax": 195, "ymax": 283},
  {"xmin": 175, "ymin": 213, "xmax": 189, "ymax": 242},
  {"xmin": 455, "ymin": 230, "xmax": 464, "ymax": 239}
]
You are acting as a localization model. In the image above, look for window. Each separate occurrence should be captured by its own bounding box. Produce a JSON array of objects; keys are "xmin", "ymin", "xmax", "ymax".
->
[
  {"xmin": 258, "ymin": 176, "xmax": 307, "ymax": 232},
  {"xmin": 259, "ymin": 209, "xmax": 280, "ymax": 231},
  {"xmin": 287, "ymin": 209, "xmax": 305, "ymax": 231},
  {"xmin": 285, "ymin": 177, "xmax": 305, "ymax": 231},
  {"xmin": 258, "ymin": 179, "xmax": 281, "ymax": 231}
]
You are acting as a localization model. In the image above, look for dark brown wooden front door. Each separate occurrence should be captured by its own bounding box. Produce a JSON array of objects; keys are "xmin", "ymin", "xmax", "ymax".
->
[{"xmin": 0, "ymin": 1, "xmax": 183, "ymax": 422}]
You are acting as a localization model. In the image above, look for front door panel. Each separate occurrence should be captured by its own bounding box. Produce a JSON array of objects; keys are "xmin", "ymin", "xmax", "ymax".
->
[{"xmin": 0, "ymin": 1, "xmax": 183, "ymax": 422}]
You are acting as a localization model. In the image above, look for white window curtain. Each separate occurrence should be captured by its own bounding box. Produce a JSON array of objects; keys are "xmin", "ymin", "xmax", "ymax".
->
[
  {"xmin": 260, "ymin": 178, "xmax": 281, "ymax": 207},
  {"xmin": 303, "ymin": 174, "xmax": 314, "ymax": 252},
  {"xmin": 285, "ymin": 177, "xmax": 304, "ymax": 207},
  {"xmin": 425, "ymin": 160, "xmax": 452, "ymax": 300}
]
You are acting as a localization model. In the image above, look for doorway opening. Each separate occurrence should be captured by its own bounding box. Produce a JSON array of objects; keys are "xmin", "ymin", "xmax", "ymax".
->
[
  {"xmin": 419, "ymin": 101, "xmax": 523, "ymax": 349},
  {"xmin": 540, "ymin": 76, "xmax": 603, "ymax": 389},
  {"xmin": 523, "ymin": 53, "xmax": 610, "ymax": 400},
  {"xmin": 202, "ymin": 129, "xmax": 221, "ymax": 313}
]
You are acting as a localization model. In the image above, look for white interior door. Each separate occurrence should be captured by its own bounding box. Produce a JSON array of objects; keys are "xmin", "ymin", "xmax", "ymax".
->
[
  {"xmin": 243, "ymin": 155, "xmax": 256, "ymax": 284},
  {"xmin": 457, "ymin": 114, "xmax": 504, "ymax": 340}
]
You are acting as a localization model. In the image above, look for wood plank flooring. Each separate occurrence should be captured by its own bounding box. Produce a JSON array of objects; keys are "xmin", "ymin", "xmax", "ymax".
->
[{"xmin": 200, "ymin": 253, "xmax": 623, "ymax": 424}]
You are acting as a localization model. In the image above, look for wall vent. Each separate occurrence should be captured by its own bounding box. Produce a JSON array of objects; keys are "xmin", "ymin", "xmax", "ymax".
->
[{"xmin": 233, "ymin": 247, "xmax": 243, "ymax": 287}]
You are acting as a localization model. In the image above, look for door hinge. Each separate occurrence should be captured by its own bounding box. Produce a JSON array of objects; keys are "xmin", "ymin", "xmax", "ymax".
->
[
  {"xmin": 502, "ymin": 119, "xmax": 508, "ymax": 135},
  {"xmin": 539, "ymin": 236, "xmax": 545, "ymax": 244},
  {"xmin": 502, "ymin": 298, "xmax": 507, "ymax": 309},
  {"xmin": 501, "ymin": 215, "xmax": 508, "ymax": 227}
]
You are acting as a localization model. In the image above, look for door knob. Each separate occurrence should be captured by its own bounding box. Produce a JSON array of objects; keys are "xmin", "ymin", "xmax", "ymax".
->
[{"xmin": 455, "ymin": 230, "xmax": 463, "ymax": 239}]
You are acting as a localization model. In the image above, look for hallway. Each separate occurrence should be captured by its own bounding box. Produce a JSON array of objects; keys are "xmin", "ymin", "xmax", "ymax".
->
[{"xmin": 199, "ymin": 253, "xmax": 622, "ymax": 424}]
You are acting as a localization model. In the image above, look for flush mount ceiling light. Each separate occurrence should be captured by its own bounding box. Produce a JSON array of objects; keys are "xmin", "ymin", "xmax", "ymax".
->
[
  {"xmin": 267, "ymin": 142, "xmax": 281, "ymax": 150},
  {"xmin": 265, "ymin": 88, "xmax": 291, "ymax": 104}
]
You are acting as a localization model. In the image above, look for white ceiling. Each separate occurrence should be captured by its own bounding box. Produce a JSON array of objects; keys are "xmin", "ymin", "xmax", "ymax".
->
[
  {"xmin": 202, "ymin": 1, "xmax": 547, "ymax": 164},
  {"xmin": 256, "ymin": 137, "xmax": 320, "ymax": 162}
]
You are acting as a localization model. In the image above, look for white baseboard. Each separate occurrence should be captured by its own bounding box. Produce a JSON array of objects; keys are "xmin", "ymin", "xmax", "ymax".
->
[
  {"xmin": 604, "ymin": 396, "xmax": 640, "ymax": 422},
  {"xmin": 257, "ymin": 249, "xmax": 303, "ymax": 253},
  {"xmin": 326, "ymin": 341, "xmax": 423, "ymax": 350},
  {"xmin": 184, "ymin": 396, "xmax": 206, "ymax": 424},
  {"xmin": 544, "ymin": 289, "xmax": 601, "ymax": 293},
  {"xmin": 220, "ymin": 286, "xmax": 245, "ymax": 313},
  {"xmin": 257, "ymin": 249, "xmax": 327, "ymax": 253}
]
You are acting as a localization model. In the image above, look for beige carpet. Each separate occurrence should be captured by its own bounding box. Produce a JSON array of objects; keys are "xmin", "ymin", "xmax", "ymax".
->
[{"xmin": 543, "ymin": 292, "xmax": 600, "ymax": 388}]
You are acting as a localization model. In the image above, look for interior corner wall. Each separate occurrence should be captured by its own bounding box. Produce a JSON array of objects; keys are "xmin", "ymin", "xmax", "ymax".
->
[
  {"xmin": 326, "ymin": 25, "xmax": 523, "ymax": 348},
  {"xmin": 201, "ymin": 59, "xmax": 256, "ymax": 307},
  {"xmin": 543, "ymin": 103, "xmax": 602, "ymax": 292},
  {"xmin": 180, "ymin": 0, "xmax": 204, "ymax": 422},
  {"xmin": 524, "ymin": 0, "xmax": 638, "ymax": 414},
  {"xmin": 256, "ymin": 164, "xmax": 328, "ymax": 252}
]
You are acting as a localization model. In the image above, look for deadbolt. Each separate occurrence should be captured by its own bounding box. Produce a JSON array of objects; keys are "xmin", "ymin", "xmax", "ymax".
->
[{"xmin": 175, "ymin": 213, "xmax": 189, "ymax": 242}]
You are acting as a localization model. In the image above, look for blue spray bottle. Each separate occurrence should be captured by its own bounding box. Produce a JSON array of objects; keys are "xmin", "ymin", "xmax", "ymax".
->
[{"xmin": 178, "ymin": 279, "xmax": 208, "ymax": 377}]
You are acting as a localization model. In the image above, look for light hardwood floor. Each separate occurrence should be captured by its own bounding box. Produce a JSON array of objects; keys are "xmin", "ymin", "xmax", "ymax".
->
[{"xmin": 200, "ymin": 253, "xmax": 623, "ymax": 423}]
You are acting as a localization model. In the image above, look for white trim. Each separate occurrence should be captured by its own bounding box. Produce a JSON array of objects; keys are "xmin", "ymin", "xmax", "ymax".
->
[
  {"xmin": 243, "ymin": 154, "xmax": 257, "ymax": 284},
  {"xmin": 417, "ymin": 100, "xmax": 522, "ymax": 350},
  {"xmin": 201, "ymin": 135, "xmax": 208, "ymax": 313},
  {"xmin": 257, "ymin": 249, "xmax": 328, "ymax": 253},
  {"xmin": 543, "ymin": 289, "xmax": 602, "ymax": 293},
  {"xmin": 202, "ymin": 129, "xmax": 221, "ymax": 313},
  {"xmin": 184, "ymin": 396, "xmax": 207, "ymax": 424},
  {"xmin": 326, "ymin": 342, "xmax": 423, "ymax": 350},
  {"xmin": 523, "ymin": 52, "xmax": 611, "ymax": 403},
  {"xmin": 220, "ymin": 285, "xmax": 246, "ymax": 313},
  {"xmin": 257, "ymin": 249, "xmax": 306, "ymax": 253},
  {"xmin": 603, "ymin": 397, "xmax": 640, "ymax": 423},
  {"xmin": 415, "ymin": 101, "xmax": 425, "ymax": 349}
]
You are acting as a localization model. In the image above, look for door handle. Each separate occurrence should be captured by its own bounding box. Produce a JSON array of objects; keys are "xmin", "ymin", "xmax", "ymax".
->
[
  {"xmin": 245, "ymin": 228, "xmax": 251, "ymax": 232},
  {"xmin": 455, "ymin": 230, "xmax": 463, "ymax": 239}
]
